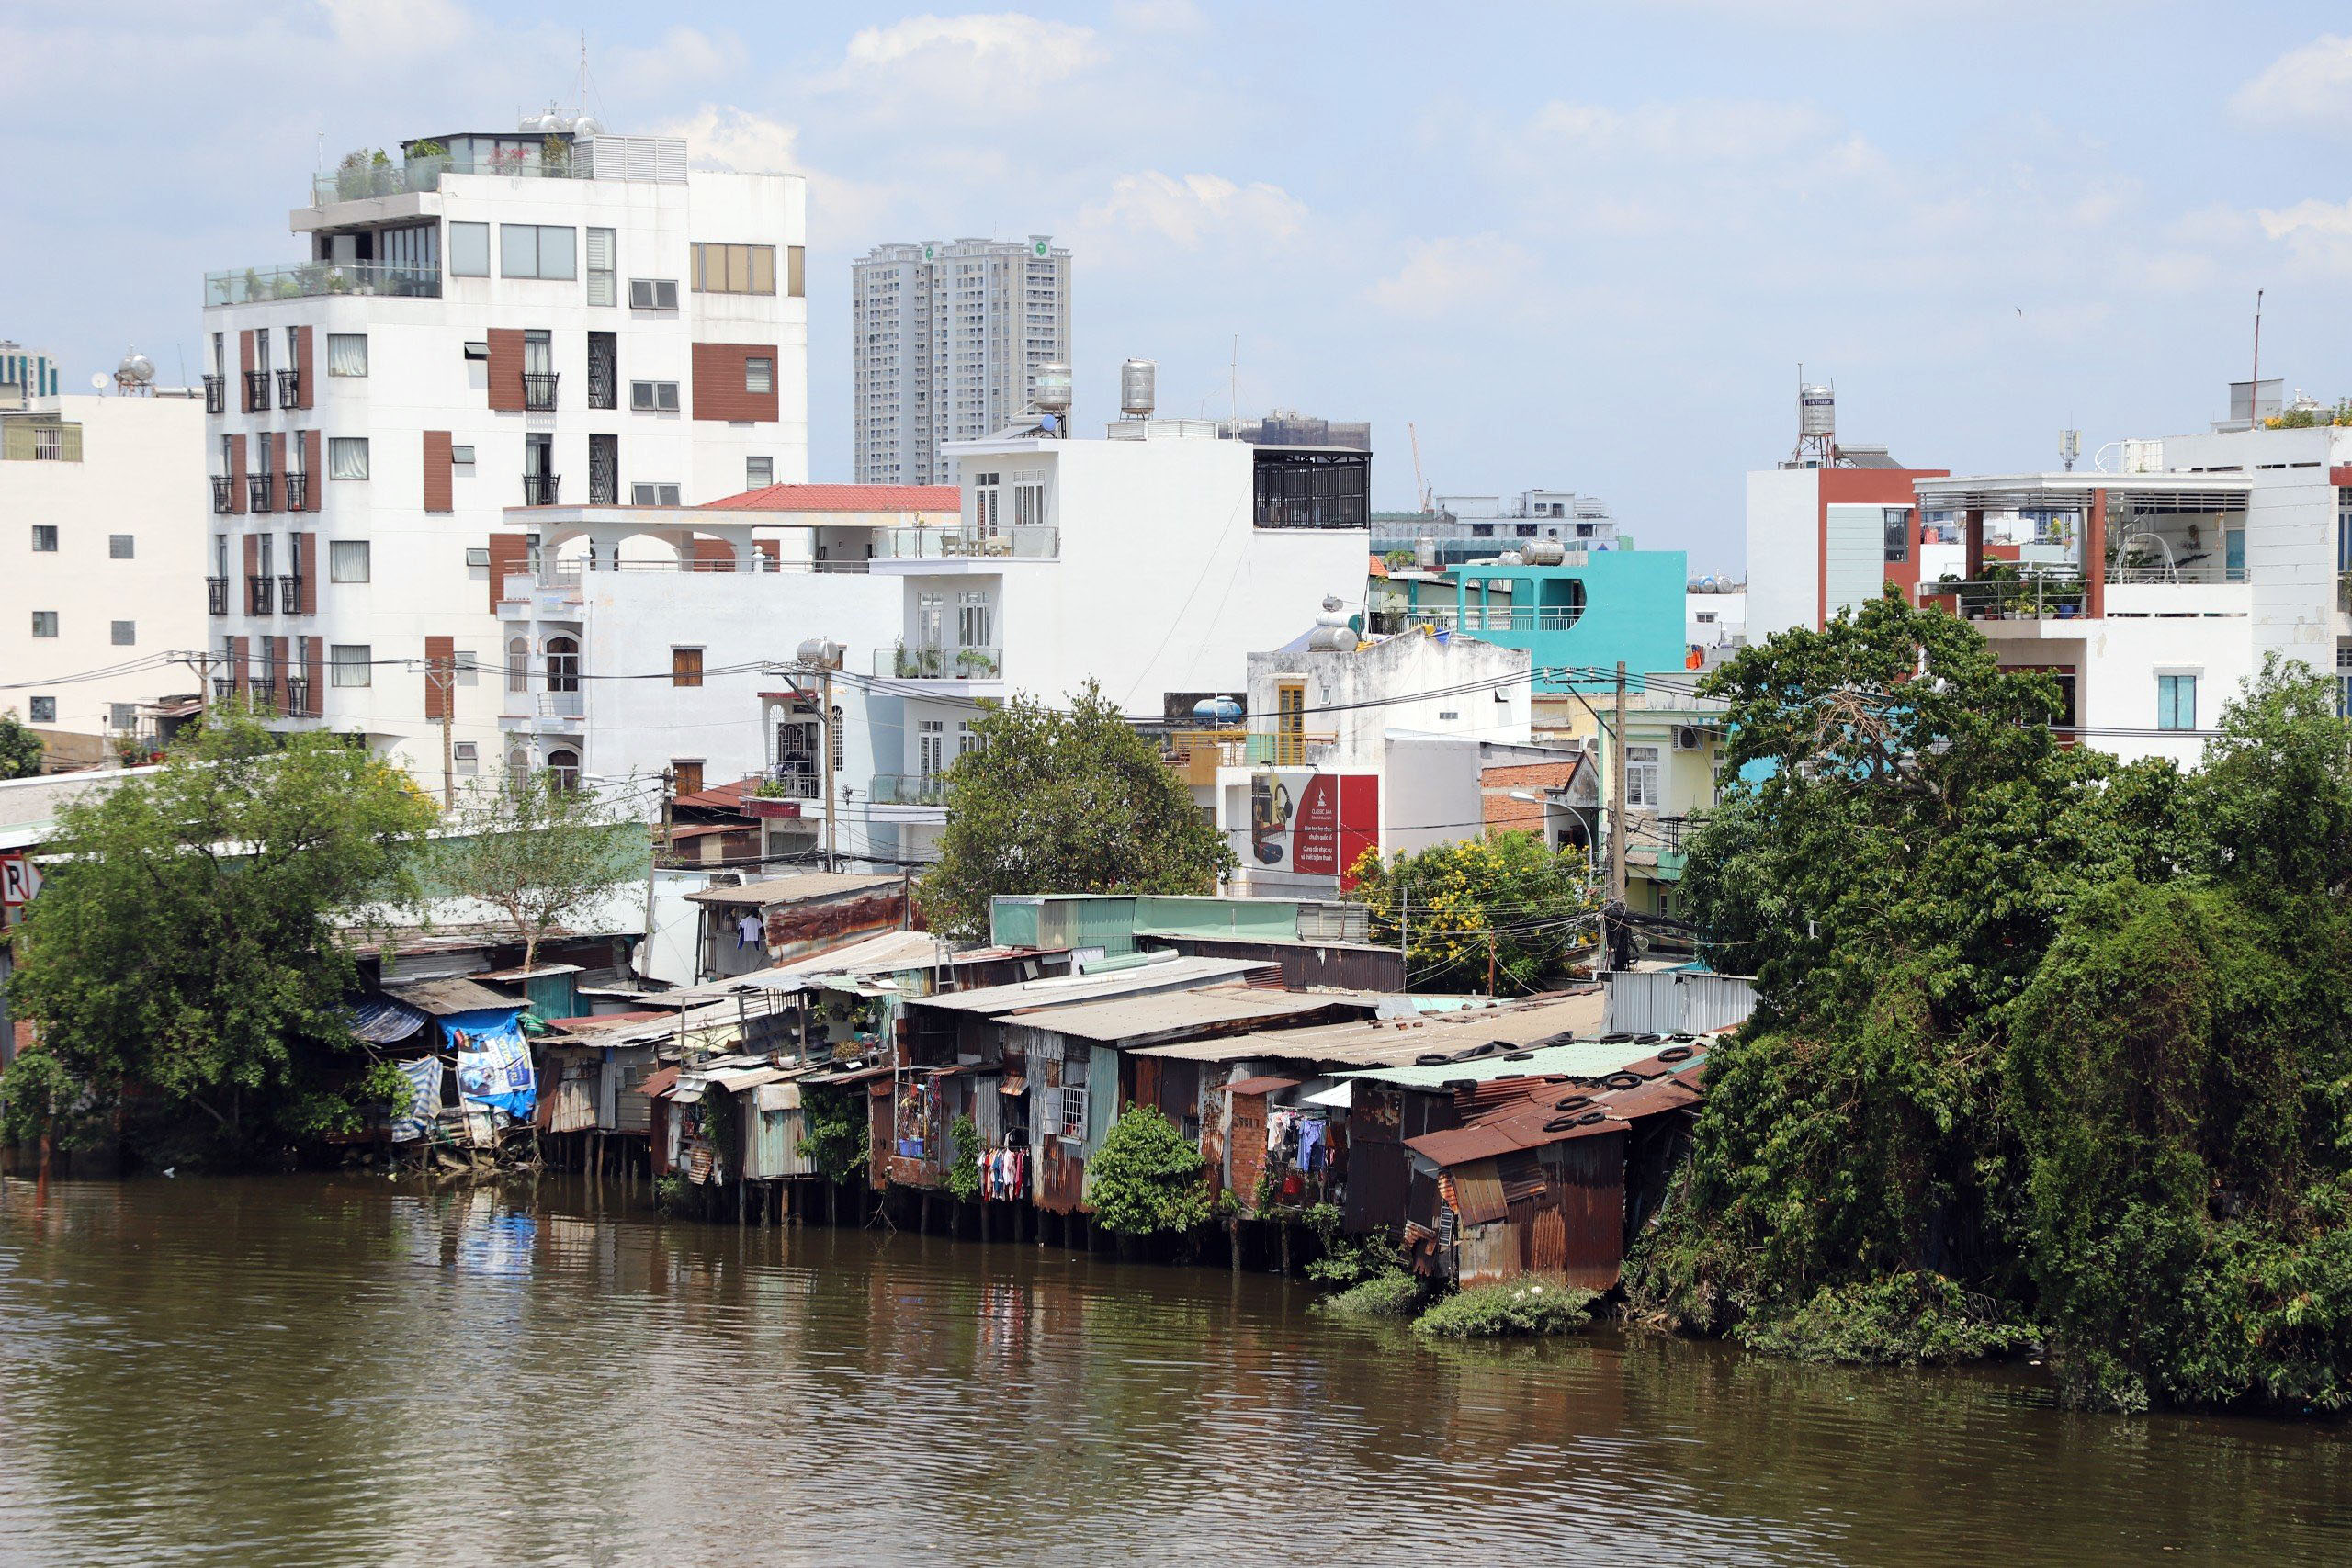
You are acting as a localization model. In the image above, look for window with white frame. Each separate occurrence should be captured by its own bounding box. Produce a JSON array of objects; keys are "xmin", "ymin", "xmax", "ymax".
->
[
  {"xmin": 30, "ymin": 525, "xmax": 57, "ymax": 552},
  {"xmin": 1012, "ymin": 474, "xmax": 1046, "ymax": 529},
  {"xmin": 746, "ymin": 456, "xmax": 774, "ymax": 488},
  {"xmin": 330, "ymin": 644, "xmax": 371, "ymax": 687},
  {"xmin": 630, "ymin": 380, "xmax": 680, "ymax": 412},
  {"xmin": 28, "ymin": 696, "xmax": 55, "ymax": 723},
  {"xmin": 111, "ymin": 620, "xmax": 135, "ymax": 646},
  {"xmin": 1626, "ymin": 744, "xmax": 1662, "ymax": 807},
  {"xmin": 629, "ymin": 482, "xmax": 682, "ymax": 505},
  {"xmin": 454, "ymin": 649, "xmax": 478, "ymax": 687},
  {"xmin": 448, "ymin": 221, "xmax": 491, "ymax": 276},
  {"xmin": 919, "ymin": 718, "xmax": 944, "ymax": 776},
  {"xmin": 628, "ymin": 278, "xmax": 678, "ymax": 310},
  {"xmin": 327, "ymin": 333, "xmax": 368, "ymax": 376},
  {"xmin": 956, "ymin": 719, "xmax": 979, "ymax": 757},
  {"xmin": 970, "ymin": 471, "xmax": 1000, "ymax": 538},
  {"xmin": 453, "ymin": 740, "xmax": 479, "ymax": 775},
  {"xmin": 109, "ymin": 534, "xmax": 134, "ymax": 559},
  {"xmin": 585, "ymin": 228, "xmax": 616, "ymax": 307},
  {"xmin": 329, "ymin": 540, "xmax": 370, "ymax": 582},
  {"xmin": 2157, "ymin": 672, "xmax": 2198, "ymax": 731},
  {"xmin": 30, "ymin": 611, "xmax": 57, "ymax": 638},
  {"xmin": 744, "ymin": 356, "xmax": 774, "ymax": 395},
  {"xmin": 328, "ymin": 438, "xmax": 369, "ymax": 480},
  {"xmin": 957, "ymin": 590, "xmax": 991, "ymax": 649},
  {"xmin": 110, "ymin": 703, "xmax": 136, "ymax": 732}
]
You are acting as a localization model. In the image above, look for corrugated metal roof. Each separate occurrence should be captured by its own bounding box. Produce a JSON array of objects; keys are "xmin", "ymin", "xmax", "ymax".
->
[
  {"xmin": 907, "ymin": 954, "xmax": 1275, "ymax": 1016},
  {"xmin": 636, "ymin": 1065, "xmax": 680, "ymax": 1100},
  {"xmin": 684, "ymin": 872, "xmax": 903, "ymax": 908},
  {"xmin": 1221, "ymin": 1075, "xmax": 1304, "ymax": 1098},
  {"xmin": 1127, "ymin": 990, "xmax": 1606, "ymax": 1069},
  {"xmin": 1010, "ymin": 986, "xmax": 1352, "ymax": 1045},
  {"xmin": 1451, "ymin": 1159, "xmax": 1509, "ymax": 1224},
  {"xmin": 1342, "ymin": 1034, "xmax": 1676, "ymax": 1089},
  {"xmin": 348, "ymin": 995, "xmax": 429, "ymax": 1043},
  {"xmin": 382, "ymin": 977, "xmax": 522, "ymax": 1017}
]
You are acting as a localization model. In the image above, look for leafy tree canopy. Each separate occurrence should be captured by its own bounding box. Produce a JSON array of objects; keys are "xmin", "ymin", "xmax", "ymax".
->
[
  {"xmin": 1351, "ymin": 831, "xmax": 1596, "ymax": 993},
  {"xmin": 3, "ymin": 711, "xmax": 435, "ymax": 1165},
  {"xmin": 0, "ymin": 708, "xmax": 44, "ymax": 780},
  {"xmin": 918, "ymin": 682, "xmax": 1236, "ymax": 940},
  {"xmin": 424, "ymin": 768, "xmax": 645, "ymax": 972},
  {"xmin": 1088, "ymin": 1105, "xmax": 1211, "ymax": 1237}
]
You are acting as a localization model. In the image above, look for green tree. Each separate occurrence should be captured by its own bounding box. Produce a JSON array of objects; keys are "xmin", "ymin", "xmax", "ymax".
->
[
  {"xmin": 1087, "ymin": 1105, "xmax": 1211, "ymax": 1237},
  {"xmin": 1351, "ymin": 831, "xmax": 1596, "ymax": 992},
  {"xmin": 424, "ymin": 768, "xmax": 645, "ymax": 972},
  {"xmin": 918, "ymin": 682, "xmax": 1236, "ymax": 940},
  {"xmin": 2, "ymin": 711, "xmax": 435, "ymax": 1166},
  {"xmin": 0, "ymin": 708, "xmax": 44, "ymax": 779}
]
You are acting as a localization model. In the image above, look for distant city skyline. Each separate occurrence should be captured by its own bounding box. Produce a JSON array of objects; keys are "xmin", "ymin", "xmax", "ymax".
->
[{"xmin": 7, "ymin": 3, "xmax": 2352, "ymax": 570}]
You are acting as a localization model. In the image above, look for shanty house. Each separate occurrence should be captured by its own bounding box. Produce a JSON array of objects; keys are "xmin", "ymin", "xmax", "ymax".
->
[{"xmin": 684, "ymin": 872, "xmax": 910, "ymax": 982}]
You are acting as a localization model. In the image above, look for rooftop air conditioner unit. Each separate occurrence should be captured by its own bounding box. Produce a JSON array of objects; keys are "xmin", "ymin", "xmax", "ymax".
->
[{"xmin": 1673, "ymin": 726, "xmax": 1704, "ymax": 751}]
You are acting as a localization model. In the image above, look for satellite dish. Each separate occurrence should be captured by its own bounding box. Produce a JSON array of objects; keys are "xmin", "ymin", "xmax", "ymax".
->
[{"xmin": 89, "ymin": 372, "xmax": 108, "ymax": 390}]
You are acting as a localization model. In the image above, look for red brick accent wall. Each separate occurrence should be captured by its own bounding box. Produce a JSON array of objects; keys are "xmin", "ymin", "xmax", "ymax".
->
[
  {"xmin": 690, "ymin": 342, "xmax": 780, "ymax": 423},
  {"xmin": 304, "ymin": 636, "xmax": 324, "ymax": 706},
  {"xmin": 424, "ymin": 636, "xmax": 455, "ymax": 721},
  {"xmin": 296, "ymin": 533, "xmax": 318, "ymax": 614},
  {"xmin": 486, "ymin": 328, "xmax": 526, "ymax": 412},
  {"xmin": 228, "ymin": 434, "xmax": 247, "ymax": 514},
  {"xmin": 300, "ymin": 430, "xmax": 322, "ymax": 511},
  {"xmin": 423, "ymin": 431, "xmax": 454, "ymax": 513},
  {"xmin": 269, "ymin": 636, "xmax": 289, "ymax": 714},
  {"xmin": 486, "ymin": 532, "xmax": 528, "ymax": 615},
  {"xmin": 294, "ymin": 326, "xmax": 315, "ymax": 410},
  {"xmin": 230, "ymin": 635, "xmax": 250, "ymax": 698},
  {"xmin": 1481, "ymin": 759, "xmax": 1584, "ymax": 837},
  {"xmin": 239, "ymin": 331, "xmax": 256, "ymax": 411}
]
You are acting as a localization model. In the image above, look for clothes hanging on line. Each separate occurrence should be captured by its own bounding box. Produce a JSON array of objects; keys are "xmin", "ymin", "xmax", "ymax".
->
[
  {"xmin": 736, "ymin": 912, "xmax": 763, "ymax": 949},
  {"xmin": 1298, "ymin": 1116, "xmax": 1328, "ymax": 1174}
]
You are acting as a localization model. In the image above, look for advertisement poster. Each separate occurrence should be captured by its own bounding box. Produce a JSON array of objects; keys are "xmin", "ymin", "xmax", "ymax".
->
[
  {"xmin": 449, "ymin": 1008, "xmax": 536, "ymax": 1122},
  {"xmin": 1248, "ymin": 771, "xmax": 1380, "ymax": 888}
]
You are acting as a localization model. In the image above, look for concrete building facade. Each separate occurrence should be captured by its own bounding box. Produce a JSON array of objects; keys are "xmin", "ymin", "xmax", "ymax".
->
[{"xmin": 202, "ymin": 120, "xmax": 808, "ymax": 785}]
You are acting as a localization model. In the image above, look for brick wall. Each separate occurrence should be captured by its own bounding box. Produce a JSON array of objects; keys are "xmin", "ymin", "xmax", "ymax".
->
[{"xmin": 690, "ymin": 342, "xmax": 780, "ymax": 423}]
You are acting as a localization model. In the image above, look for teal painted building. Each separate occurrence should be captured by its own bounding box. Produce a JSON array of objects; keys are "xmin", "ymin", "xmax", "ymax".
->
[{"xmin": 1374, "ymin": 547, "xmax": 1689, "ymax": 691}]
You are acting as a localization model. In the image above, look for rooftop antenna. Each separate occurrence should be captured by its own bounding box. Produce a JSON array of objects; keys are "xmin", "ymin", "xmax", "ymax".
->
[
  {"xmin": 1228, "ymin": 335, "xmax": 1239, "ymax": 427},
  {"xmin": 2251, "ymin": 288, "xmax": 2265, "ymax": 427}
]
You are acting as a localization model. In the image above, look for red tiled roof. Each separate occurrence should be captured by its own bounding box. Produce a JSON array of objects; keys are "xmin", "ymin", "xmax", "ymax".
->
[
  {"xmin": 700, "ymin": 483, "xmax": 959, "ymax": 513},
  {"xmin": 673, "ymin": 776, "xmax": 760, "ymax": 811}
]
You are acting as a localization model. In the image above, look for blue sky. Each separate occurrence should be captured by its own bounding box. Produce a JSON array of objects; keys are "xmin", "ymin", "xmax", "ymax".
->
[{"xmin": 7, "ymin": 1, "xmax": 2352, "ymax": 570}]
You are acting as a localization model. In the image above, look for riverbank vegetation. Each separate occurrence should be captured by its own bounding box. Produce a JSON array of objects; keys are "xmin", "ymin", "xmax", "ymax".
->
[
  {"xmin": 1414, "ymin": 1277, "xmax": 1600, "ymax": 1339},
  {"xmin": 1626, "ymin": 592, "xmax": 2352, "ymax": 1413}
]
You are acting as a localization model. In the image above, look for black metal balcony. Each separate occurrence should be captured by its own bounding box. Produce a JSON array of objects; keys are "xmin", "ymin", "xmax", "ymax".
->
[
  {"xmin": 282, "ymin": 471, "xmax": 309, "ymax": 511},
  {"xmin": 522, "ymin": 371, "xmax": 560, "ymax": 412},
  {"xmin": 277, "ymin": 368, "xmax": 301, "ymax": 409},
  {"xmin": 203, "ymin": 375, "xmax": 226, "ymax": 414},
  {"xmin": 210, "ymin": 475, "xmax": 235, "ymax": 513},
  {"xmin": 243, "ymin": 370, "xmax": 270, "ymax": 411},
  {"xmin": 285, "ymin": 677, "xmax": 311, "ymax": 718},
  {"xmin": 207, "ymin": 577, "xmax": 229, "ymax": 615},
  {"xmin": 247, "ymin": 473, "xmax": 276, "ymax": 513},
  {"xmin": 521, "ymin": 473, "xmax": 560, "ymax": 505},
  {"xmin": 212, "ymin": 678, "xmax": 236, "ymax": 703},
  {"xmin": 247, "ymin": 575, "xmax": 274, "ymax": 615},
  {"xmin": 278, "ymin": 574, "xmax": 305, "ymax": 613}
]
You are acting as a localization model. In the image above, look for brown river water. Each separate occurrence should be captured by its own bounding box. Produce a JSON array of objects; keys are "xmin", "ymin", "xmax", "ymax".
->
[{"xmin": 0, "ymin": 1174, "xmax": 2345, "ymax": 1566}]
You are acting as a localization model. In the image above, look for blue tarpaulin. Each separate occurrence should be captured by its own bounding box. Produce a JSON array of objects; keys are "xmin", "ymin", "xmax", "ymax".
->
[
  {"xmin": 448, "ymin": 1007, "xmax": 535, "ymax": 1122},
  {"xmin": 390, "ymin": 1056, "xmax": 443, "ymax": 1142},
  {"xmin": 349, "ymin": 995, "xmax": 429, "ymax": 1044}
]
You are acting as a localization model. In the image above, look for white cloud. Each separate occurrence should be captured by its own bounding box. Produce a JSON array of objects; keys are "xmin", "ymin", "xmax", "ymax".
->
[
  {"xmin": 314, "ymin": 0, "xmax": 472, "ymax": 58},
  {"xmin": 1079, "ymin": 171, "xmax": 1305, "ymax": 249},
  {"xmin": 2233, "ymin": 34, "xmax": 2352, "ymax": 130},
  {"xmin": 827, "ymin": 12, "xmax": 1101, "ymax": 100},
  {"xmin": 1113, "ymin": 0, "xmax": 1205, "ymax": 33},
  {"xmin": 2255, "ymin": 197, "xmax": 2352, "ymax": 274},
  {"xmin": 659, "ymin": 106, "xmax": 803, "ymax": 175},
  {"xmin": 1366, "ymin": 234, "xmax": 1535, "ymax": 318}
]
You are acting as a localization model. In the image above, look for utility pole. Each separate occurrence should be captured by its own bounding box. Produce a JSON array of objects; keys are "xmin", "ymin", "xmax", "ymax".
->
[
  {"xmin": 641, "ymin": 766, "xmax": 669, "ymax": 985},
  {"xmin": 435, "ymin": 650, "xmax": 456, "ymax": 808},
  {"xmin": 820, "ymin": 664, "xmax": 838, "ymax": 874},
  {"xmin": 1600, "ymin": 660, "xmax": 1629, "ymax": 976},
  {"xmin": 1487, "ymin": 930, "xmax": 1497, "ymax": 998}
]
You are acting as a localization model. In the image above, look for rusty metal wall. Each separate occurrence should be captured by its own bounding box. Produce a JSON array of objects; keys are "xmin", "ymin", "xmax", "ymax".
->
[
  {"xmin": 1162, "ymin": 935, "xmax": 1405, "ymax": 992},
  {"xmin": 1342, "ymin": 1086, "xmax": 1408, "ymax": 1235},
  {"xmin": 1554, "ymin": 1134, "xmax": 1627, "ymax": 1291},
  {"xmin": 865, "ymin": 1083, "xmax": 891, "ymax": 1190},
  {"xmin": 767, "ymin": 887, "xmax": 910, "ymax": 964}
]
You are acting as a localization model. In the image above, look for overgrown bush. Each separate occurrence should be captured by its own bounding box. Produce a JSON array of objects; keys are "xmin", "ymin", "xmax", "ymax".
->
[
  {"xmin": 944, "ymin": 1114, "xmax": 981, "ymax": 1202},
  {"xmin": 1088, "ymin": 1105, "xmax": 1211, "ymax": 1237},
  {"xmin": 1320, "ymin": 1271, "xmax": 1424, "ymax": 1319},
  {"xmin": 1412, "ymin": 1276, "xmax": 1599, "ymax": 1339},
  {"xmin": 797, "ymin": 1085, "xmax": 869, "ymax": 1186},
  {"xmin": 1734, "ymin": 1272, "xmax": 2035, "ymax": 1365},
  {"xmin": 1301, "ymin": 1201, "xmax": 1406, "ymax": 1287}
]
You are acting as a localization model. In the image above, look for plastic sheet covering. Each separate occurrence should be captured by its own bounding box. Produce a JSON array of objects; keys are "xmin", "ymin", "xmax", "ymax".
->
[
  {"xmin": 351, "ymin": 995, "xmax": 429, "ymax": 1044},
  {"xmin": 448, "ymin": 1007, "xmax": 535, "ymax": 1121},
  {"xmin": 390, "ymin": 1056, "xmax": 442, "ymax": 1142}
]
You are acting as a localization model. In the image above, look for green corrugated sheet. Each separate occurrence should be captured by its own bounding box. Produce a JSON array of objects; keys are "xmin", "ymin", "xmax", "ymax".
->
[
  {"xmin": 990, "ymin": 897, "xmax": 1043, "ymax": 951},
  {"xmin": 1134, "ymin": 895, "xmax": 1298, "ymax": 940}
]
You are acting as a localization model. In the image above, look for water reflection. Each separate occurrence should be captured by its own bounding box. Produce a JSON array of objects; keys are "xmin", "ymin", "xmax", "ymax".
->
[{"xmin": 0, "ymin": 1177, "xmax": 2346, "ymax": 1566}]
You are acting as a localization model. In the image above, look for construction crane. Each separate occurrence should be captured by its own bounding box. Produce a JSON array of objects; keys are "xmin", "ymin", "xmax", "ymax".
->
[{"xmin": 1408, "ymin": 422, "xmax": 1433, "ymax": 513}]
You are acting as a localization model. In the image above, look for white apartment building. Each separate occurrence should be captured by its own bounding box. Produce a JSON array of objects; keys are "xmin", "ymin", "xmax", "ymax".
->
[
  {"xmin": 202, "ymin": 119, "xmax": 808, "ymax": 784},
  {"xmin": 862, "ymin": 414, "xmax": 1373, "ymax": 866},
  {"xmin": 1747, "ymin": 405, "xmax": 2352, "ymax": 769},
  {"xmin": 852, "ymin": 237, "xmax": 1070, "ymax": 485},
  {"xmin": 4, "ymin": 391, "xmax": 208, "ymax": 758}
]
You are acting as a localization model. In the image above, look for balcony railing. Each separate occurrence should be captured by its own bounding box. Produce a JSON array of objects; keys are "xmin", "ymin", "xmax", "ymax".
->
[
  {"xmin": 247, "ymin": 473, "xmax": 276, "ymax": 513},
  {"xmin": 278, "ymin": 575, "xmax": 306, "ymax": 613},
  {"xmin": 247, "ymin": 575, "xmax": 274, "ymax": 615},
  {"xmin": 206, "ymin": 263, "xmax": 442, "ymax": 308},
  {"xmin": 206, "ymin": 577, "xmax": 229, "ymax": 616},
  {"xmin": 212, "ymin": 678, "xmax": 236, "ymax": 703},
  {"xmin": 870, "ymin": 773, "xmax": 947, "ymax": 807},
  {"xmin": 1164, "ymin": 728, "xmax": 1340, "ymax": 771},
  {"xmin": 870, "ymin": 525, "xmax": 1058, "ymax": 561},
  {"xmin": 203, "ymin": 375, "xmax": 226, "ymax": 413},
  {"xmin": 243, "ymin": 370, "xmax": 270, "ymax": 410},
  {"xmin": 210, "ymin": 476, "xmax": 235, "ymax": 513},
  {"xmin": 277, "ymin": 368, "xmax": 302, "ymax": 409},
  {"xmin": 762, "ymin": 768, "xmax": 823, "ymax": 801},
  {"xmin": 522, "ymin": 372, "xmax": 560, "ymax": 412},
  {"xmin": 285, "ymin": 677, "xmax": 311, "ymax": 718},
  {"xmin": 1374, "ymin": 605, "xmax": 1585, "ymax": 634},
  {"xmin": 522, "ymin": 473, "xmax": 560, "ymax": 506},
  {"xmin": 876, "ymin": 644, "xmax": 1002, "ymax": 680},
  {"xmin": 310, "ymin": 150, "xmax": 594, "ymax": 208},
  {"xmin": 282, "ymin": 472, "xmax": 310, "ymax": 511}
]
